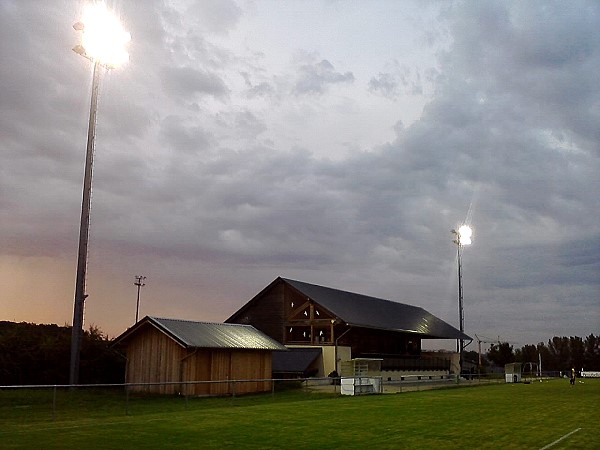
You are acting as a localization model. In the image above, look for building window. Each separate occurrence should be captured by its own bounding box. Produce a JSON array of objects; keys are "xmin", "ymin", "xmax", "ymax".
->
[
  {"xmin": 287, "ymin": 326, "xmax": 311, "ymax": 343},
  {"xmin": 314, "ymin": 328, "xmax": 331, "ymax": 343}
]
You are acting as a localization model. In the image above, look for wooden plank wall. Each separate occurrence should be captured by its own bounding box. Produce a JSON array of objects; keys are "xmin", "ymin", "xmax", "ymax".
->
[
  {"xmin": 210, "ymin": 350, "xmax": 232, "ymax": 396},
  {"xmin": 181, "ymin": 351, "xmax": 211, "ymax": 396},
  {"xmin": 126, "ymin": 327, "xmax": 273, "ymax": 396},
  {"xmin": 126, "ymin": 326, "xmax": 185, "ymax": 394},
  {"xmin": 230, "ymin": 351, "xmax": 271, "ymax": 394},
  {"xmin": 206, "ymin": 350, "xmax": 272, "ymax": 396}
]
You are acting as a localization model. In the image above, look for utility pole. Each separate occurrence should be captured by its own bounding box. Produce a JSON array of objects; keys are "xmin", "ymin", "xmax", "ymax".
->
[{"xmin": 134, "ymin": 275, "xmax": 146, "ymax": 323}]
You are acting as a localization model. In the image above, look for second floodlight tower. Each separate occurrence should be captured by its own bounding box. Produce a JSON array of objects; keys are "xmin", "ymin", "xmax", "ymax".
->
[{"xmin": 451, "ymin": 224, "xmax": 472, "ymax": 375}]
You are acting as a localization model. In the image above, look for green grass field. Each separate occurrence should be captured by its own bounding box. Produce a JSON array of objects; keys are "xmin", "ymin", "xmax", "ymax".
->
[{"xmin": 1, "ymin": 379, "xmax": 598, "ymax": 449}]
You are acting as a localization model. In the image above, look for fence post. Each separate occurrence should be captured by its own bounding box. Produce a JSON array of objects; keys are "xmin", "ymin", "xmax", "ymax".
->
[
  {"xmin": 52, "ymin": 385, "xmax": 57, "ymax": 421},
  {"xmin": 125, "ymin": 385, "xmax": 130, "ymax": 416}
]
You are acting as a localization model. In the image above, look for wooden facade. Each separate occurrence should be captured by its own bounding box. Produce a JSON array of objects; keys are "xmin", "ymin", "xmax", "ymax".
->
[
  {"xmin": 227, "ymin": 278, "xmax": 421, "ymax": 359},
  {"xmin": 116, "ymin": 318, "xmax": 280, "ymax": 396}
]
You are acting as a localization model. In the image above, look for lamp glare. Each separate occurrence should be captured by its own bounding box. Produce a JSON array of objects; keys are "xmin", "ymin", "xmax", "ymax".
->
[
  {"xmin": 458, "ymin": 225, "xmax": 472, "ymax": 246},
  {"xmin": 81, "ymin": 2, "xmax": 130, "ymax": 67}
]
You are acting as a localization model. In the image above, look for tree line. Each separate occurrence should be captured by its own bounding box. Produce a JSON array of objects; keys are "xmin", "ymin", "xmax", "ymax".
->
[
  {"xmin": 1, "ymin": 320, "xmax": 598, "ymax": 385},
  {"xmin": 470, "ymin": 334, "xmax": 600, "ymax": 373},
  {"xmin": 0, "ymin": 321, "xmax": 124, "ymax": 385}
]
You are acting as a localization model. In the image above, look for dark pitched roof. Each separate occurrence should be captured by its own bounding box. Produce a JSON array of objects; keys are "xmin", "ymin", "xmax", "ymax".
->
[
  {"xmin": 282, "ymin": 278, "xmax": 471, "ymax": 340},
  {"xmin": 272, "ymin": 348, "xmax": 322, "ymax": 374},
  {"xmin": 115, "ymin": 316, "xmax": 287, "ymax": 351}
]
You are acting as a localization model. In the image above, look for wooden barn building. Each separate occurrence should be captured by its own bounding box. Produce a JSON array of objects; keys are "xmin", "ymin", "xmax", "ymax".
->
[
  {"xmin": 226, "ymin": 277, "xmax": 471, "ymax": 379},
  {"xmin": 114, "ymin": 316, "xmax": 287, "ymax": 396}
]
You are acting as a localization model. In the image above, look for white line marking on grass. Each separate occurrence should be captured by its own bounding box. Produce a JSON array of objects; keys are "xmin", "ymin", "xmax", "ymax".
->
[{"xmin": 539, "ymin": 428, "xmax": 581, "ymax": 450}]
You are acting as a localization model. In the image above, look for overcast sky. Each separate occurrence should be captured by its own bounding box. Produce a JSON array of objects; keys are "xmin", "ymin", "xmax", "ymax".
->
[{"xmin": 1, "ymin": 0, "xmax": 598, "ymax": 349}]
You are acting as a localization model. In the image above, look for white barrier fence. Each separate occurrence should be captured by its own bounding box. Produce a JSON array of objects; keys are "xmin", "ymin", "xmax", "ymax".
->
[{"xmin": 580, "ymin": 371, "xmax": 600, "ymax": 378}]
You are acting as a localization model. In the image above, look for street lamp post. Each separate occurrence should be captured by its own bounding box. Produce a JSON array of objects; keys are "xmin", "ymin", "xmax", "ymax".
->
[
  {"xmin": 451, "ymin": 224, "xmax": 472, "ymax": 376},
  {"xmin": 69, "ymin": 2, "xmax": 130, "ymax": 385}
]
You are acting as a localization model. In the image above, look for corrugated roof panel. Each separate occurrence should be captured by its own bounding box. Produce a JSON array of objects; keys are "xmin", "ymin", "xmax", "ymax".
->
[{"xmin": 149, "ymin": 317, "xmax": 287, "ymax": 350}]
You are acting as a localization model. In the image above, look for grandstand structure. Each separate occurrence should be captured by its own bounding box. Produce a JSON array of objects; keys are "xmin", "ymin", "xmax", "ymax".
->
[{"xmin": 227, "ymin": 277, "xmax": 470, "ymax": 379}]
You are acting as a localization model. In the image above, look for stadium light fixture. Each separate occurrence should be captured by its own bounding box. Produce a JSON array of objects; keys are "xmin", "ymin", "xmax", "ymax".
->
[
  {"xmin": 73, "ymin": 2, "xmax": 131, "ymax": 68},
  {"xmin": 69, "ymin": 1, "xmax": 130, "ymax": 386},
  {"xmin": 457, "ymin": 225, "xmax": 472, "ymax": 246}
]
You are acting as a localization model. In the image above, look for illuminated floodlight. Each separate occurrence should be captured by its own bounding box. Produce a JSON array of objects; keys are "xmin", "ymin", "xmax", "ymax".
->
[
  {"xmin": 457, "ymin": 225, "xmax": 472, "ymax": 246},
  {"xmin": 451, "ymin": 224, "xmax": 473, "ymax": 246},
  {"xmin": 74, "ymin": 2, "xmax": 131, "ymax": 68}
]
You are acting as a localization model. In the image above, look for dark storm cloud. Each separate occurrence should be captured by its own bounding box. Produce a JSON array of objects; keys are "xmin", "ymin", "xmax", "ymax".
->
[
  {"xmin": 474, "ymin": 236, "xmax": 600, "ymax": 291},
  {"xmin": 1, "ymin": 1, "xmax": 598, "ymax": 342},
  {"xmin": 270, "ymin": 1, "xmax": 600, "ymax": 339},
  {"xmin": 444, "ymin": 1, "xmax": 600, "ymax": 155},
  {"xmin": 294, "ymin": 59, "xmax": 354, "ymax": 95},
  {"xmin": 411, "ymin": 0, "xmax": 600, "ymax": 338},
  {"xmin": 0, "ymin": 2, "xmax": 88, "ymax": 258}
]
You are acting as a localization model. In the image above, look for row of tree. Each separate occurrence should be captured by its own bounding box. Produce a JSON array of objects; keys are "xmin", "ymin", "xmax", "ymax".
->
[
  {"xmin": 1, "ymin": 320, "xmax": 598, "ymax": 385},
  {"xmin": 0, "ymin": 321, "xmax": 124, "ymax": 385},
  {"xmin": 472, "ymin": 334, "xmax": 600, "ymax": 372}
]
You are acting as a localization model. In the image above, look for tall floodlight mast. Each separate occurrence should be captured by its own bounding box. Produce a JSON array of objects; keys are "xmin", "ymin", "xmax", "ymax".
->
[
  {"xmin": 451, "ymin": 224, "xmax": 472, "ymax": 376},
  {"xmin": 69, "ymin": 2, "xmax": 130, "ymax": 385}
]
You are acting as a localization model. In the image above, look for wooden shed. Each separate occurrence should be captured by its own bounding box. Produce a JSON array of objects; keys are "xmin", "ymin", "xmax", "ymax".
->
[{"xmin": 114, "ymin": 316, "xmax": 287, "ymax": 396}]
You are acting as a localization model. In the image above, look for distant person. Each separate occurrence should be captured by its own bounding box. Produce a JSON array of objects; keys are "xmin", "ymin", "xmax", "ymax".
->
[{"xmin": 570, "ymin": 368, "xmax": 575, "ymax": 386}]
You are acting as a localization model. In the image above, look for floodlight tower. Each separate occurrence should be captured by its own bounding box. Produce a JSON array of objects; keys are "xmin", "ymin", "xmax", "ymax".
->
[
  {"xmin": 69, "ymin": 1, "xmax": 130, "ymax": 385},
  {"xmin": 451, "ymin": 224, "xmax": 472, "ymax": 376}
]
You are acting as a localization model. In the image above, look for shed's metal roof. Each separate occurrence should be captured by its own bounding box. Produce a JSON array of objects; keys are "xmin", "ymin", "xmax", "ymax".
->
[
  {"xmin": 282, "ymin": 278, "xmax": 471, "ymax": 340},
  {"xmin": 118, "ymin": 317, "xmax": 287, "ymax": 351}
]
